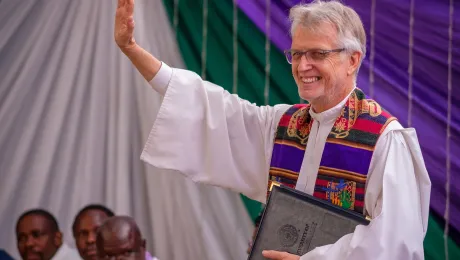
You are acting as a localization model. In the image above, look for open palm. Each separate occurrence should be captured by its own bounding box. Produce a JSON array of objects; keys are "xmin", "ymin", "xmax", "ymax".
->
[{"xmin": 114, "ymin": 0, "xmax": 136, "ymax": 49}]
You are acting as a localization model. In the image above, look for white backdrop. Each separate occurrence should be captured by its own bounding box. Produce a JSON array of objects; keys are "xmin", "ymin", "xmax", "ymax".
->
[{"xmin": 0, "ymin": 0, "xmax": 253, "ymax": 259}]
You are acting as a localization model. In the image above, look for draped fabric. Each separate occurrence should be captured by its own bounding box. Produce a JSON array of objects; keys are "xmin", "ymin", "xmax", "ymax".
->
[
  {"xmin": 0, "ymin": 1, "xmax": 253, "ymax": 259},
  {"xmin": 163, "ymin": 0, "xmax": 459, "ymax": 258}
]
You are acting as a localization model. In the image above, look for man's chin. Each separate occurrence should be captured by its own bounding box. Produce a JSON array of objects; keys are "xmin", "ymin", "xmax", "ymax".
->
[
  {"xmin": 83, "ymin": 251, "xmax": 98, "ymax": 260},
  {"xmin": 25, "ymin": 255, "xmax": 42, "ymax": 260},
  {"xmin": 83, "ymin": 254, "xmax": 98, "ymax": 260},
  {"xmin": 298, "ymin": 87, "xmax": 321, "ymax": 101},
  {"xmin": 298, "ymin": 92, "xmax": 316, "ymax": 103}
]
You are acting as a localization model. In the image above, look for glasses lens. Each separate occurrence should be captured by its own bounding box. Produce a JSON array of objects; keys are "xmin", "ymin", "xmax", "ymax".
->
[{"xmin": 285, "ymin": 51, "xmax": 293, "ymax": 64}]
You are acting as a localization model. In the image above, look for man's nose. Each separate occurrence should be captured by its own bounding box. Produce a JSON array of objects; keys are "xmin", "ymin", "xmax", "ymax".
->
[
  {"xmin": 87, "ymin": 231, "xmax": 96, "ymax": 244},
  {"xmin": 25, "ymin": 237, "xmax": 36, "ymax": 248},
  {"xmin": 297, "ymin": 54, "xmax": 313, "ymax": 71}
]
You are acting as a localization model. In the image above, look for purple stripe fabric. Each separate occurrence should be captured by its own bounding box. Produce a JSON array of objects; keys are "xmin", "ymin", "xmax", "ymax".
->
[
  {"xmin": 238, "ymin": 0, "xmax": 460, "ymax": 231},
  {"xmin": 237, "ymin": 0, "xmax": 292, "ymax": 51},
  {"xmin": 270, "ymin": 143, "xmax": 304, "ymax": 173},
  {"xmin": 320, "ymin": 142, "xmax": 372, "ymax": 175}
]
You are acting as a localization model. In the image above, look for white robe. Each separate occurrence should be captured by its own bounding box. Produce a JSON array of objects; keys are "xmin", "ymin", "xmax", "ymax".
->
[{"xmin": 140, "ymin": 63, "xmax": 431, "ymax": 260}]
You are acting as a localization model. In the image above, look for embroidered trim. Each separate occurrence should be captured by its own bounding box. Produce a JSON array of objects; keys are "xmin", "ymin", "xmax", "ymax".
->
[
  {"xmin": 318, "ymin": 166, "xmax": 367, "ymax": 183},
  {"xmin": 268, "ymin": 168, "xmax": 299, "ymax": 179},
  {"xmin": 323, "ymin": 179, "xmax": 357, "ymax": 210},
  {"xmin": 286, "ymin": 107, "xmax": 312, "ymax": 145}
]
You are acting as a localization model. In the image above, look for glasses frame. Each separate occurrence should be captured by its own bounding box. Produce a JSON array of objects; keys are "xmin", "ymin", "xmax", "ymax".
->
[{"xmin": 283, "ymin": 48, "xmax": 346, "ymax": 64}]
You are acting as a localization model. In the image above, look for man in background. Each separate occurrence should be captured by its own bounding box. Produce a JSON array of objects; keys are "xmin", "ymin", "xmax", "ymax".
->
[
  {"xmin": 96, "ymin": 216, "xmax": 159, "ymax": 260},
  {"xmin": 16, "ymin": 209, "xmax": 80, "ymax": 260},
  {"xmin": 72, "ymin": 204, "xmax": 115, "ymax": 260}
]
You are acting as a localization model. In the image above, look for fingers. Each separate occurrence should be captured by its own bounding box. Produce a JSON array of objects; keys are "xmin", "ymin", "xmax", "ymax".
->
[
  {"xmin": 117, "ymin": 0, "xmax": 125, "ymax": 8},
  {"xmin": 116, "ymin": 0, "xmax": 133, "ymax": 15},
  {"xmin": 262, "ymin": 250, "xmax": 288, "ymax": 259},
  {"xmin": 126, "ymin": 0, "xmax": 134, "ymax": 14}
]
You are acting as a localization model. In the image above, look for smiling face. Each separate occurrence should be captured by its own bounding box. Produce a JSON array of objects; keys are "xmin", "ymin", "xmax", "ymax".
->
[
  {"xmin": 16, "ymin": 215, "xmax": 62, "ymax": 260},
  {"xmin": 291, "ymin": 22, "xmax": 361, "ymax": 112}
]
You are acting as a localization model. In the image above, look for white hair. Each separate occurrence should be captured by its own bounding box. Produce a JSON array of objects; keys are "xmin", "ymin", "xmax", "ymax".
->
[{"xmin": 289, "ymin": 0, "xmax": 366, "ymax": 74}]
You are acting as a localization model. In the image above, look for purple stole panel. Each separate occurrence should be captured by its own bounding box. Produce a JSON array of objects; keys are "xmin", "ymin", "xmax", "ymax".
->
[{"xmin": 268, "ymin": 89, "xmax": 396, "ymax": 214}]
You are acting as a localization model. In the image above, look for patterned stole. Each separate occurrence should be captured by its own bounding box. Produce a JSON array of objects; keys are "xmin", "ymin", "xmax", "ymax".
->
[{"xmin": 268, "ymin": 88, "xmax": 396, "ymax": 215}]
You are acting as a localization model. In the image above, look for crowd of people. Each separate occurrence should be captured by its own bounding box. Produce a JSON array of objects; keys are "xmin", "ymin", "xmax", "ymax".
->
[{"xmin": 0, "ymin": 205, "xmax": 159, "ymax": 260}]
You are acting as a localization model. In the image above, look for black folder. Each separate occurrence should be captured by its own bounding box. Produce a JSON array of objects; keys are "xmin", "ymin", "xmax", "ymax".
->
[{"xmin": 248, "ymin": 184, "xmax": 370, "ymax": 259}]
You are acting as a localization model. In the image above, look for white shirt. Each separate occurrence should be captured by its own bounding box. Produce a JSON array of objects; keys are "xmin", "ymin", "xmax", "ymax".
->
[
  {"xmin": 141, "ymin": 63, "xmax": 431, "ymax": 260},
  {"xmin": 52, "ymin": 244, "xmax": 80, "ymax": 260}
]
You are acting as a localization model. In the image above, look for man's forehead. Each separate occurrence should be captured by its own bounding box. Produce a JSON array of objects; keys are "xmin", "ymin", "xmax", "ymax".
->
[
  {"xmin": 292, "ymin": 23, "xmax": 338, "ymax": 49},
  {"xmin": 77, "ymin": 210, "xmax": 110, "ymax": 228},
  {"xmin": 97, "ymin": 216, "xmax": 144, "ymax": 253},
  {"xmin": 18, "ymin": 214, "xmax": 50, "ymax": 231},
  {"xmin": 101, "ymin": 224, "xmax": 136, "ymax": 243},
  {"xmin": 99, "ymin": 232, "xmax": 139, "ymax": 255},
  {"xmin": 103, "ymin": 235, "xmax": 135, "ymax": 248}
]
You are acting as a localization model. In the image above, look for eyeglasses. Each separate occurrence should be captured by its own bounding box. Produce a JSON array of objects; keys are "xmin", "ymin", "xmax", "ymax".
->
[{"xmin": 283, "ymin": 48, "xmax": 345, "ymax": 64}]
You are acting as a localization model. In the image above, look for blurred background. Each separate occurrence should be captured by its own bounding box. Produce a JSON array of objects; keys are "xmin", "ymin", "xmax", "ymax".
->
[{"xmin": 0, "ymin": 0, "xmax": 458, "ymax": 259}]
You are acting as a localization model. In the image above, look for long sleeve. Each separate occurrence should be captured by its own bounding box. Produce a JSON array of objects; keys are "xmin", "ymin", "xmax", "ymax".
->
[
  {"xmin": 300, "ymin": 128, "xmax": 431, "ymax": 260},
  {"xmin": 140, "ymin": 64, "xmax": 290, "ymax": 203}
]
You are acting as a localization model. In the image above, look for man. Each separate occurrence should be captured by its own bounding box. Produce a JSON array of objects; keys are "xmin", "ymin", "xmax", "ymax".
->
[
  {"xmin": 96, "ymin": 216, "xmax": 159, "ymax": 260},
  {"xmin": 72, "ymin": 204, "xmax": 115, "ymax": 260},
  {"xmin": 114, "ymin": 0, "xmax": 431, "ymax": 259},
  {"xmin": 16, "ymin": 209, "xmax": 80, "ymax": 260}
]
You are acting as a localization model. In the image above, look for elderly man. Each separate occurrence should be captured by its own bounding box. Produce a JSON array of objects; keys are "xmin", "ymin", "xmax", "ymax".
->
[
  {"xmin": 72, "ymin": 204, "xmax": 115, "ymax": 260},
  {"xmin": 114, "ymin": 0, "xmax": 431, "ymax": 259},
  {"xmin": 96, "ymin": 216, "xmax": 159, "ymax": 260},
  {"xmin": 16, "ymin": 209, "xmax": 80, "ymax": 260}
]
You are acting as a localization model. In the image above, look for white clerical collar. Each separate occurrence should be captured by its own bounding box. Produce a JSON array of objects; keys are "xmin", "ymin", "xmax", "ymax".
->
[{"xmin": 309, "ymin": 87, "xmax": 355, "ymax": 123}]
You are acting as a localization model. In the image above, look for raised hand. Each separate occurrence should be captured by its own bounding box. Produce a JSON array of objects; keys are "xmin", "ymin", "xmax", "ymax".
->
[{"xmin": 114, "ymin": 0, "xmax": 136, "ymax": 50}]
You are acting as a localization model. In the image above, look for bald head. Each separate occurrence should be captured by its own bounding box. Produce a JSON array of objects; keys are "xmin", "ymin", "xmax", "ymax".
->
[{"xmin": 96, "ymin": 216, "xmax": 146, "ymax": 260}]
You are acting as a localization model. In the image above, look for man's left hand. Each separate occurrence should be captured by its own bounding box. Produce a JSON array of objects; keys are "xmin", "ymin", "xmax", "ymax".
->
[{"xmin": 262, "ymin": 250, "xmax": 300, "ymax": 260}]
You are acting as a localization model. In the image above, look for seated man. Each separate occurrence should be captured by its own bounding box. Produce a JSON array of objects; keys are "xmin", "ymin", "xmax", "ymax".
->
[
  {"xmin": 16, "ymin": 209, "xmax": 80, "ymax": 260},
  {"xmin": 72, "ymin": 204, "xmax": 115, "ymax": 260},
  {"xmin": 96, "ymin": 216, "xmax": 159, "ymax": 260}
]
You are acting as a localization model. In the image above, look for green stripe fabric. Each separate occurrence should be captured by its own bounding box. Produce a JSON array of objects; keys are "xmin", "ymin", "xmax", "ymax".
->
[
  {"xmin": 162, "ymin": 0, "xmax": 298, "ymax": 106},
  {"xmin": 424, "ymin": 214, "xmax": 460, "ymax": 259}
]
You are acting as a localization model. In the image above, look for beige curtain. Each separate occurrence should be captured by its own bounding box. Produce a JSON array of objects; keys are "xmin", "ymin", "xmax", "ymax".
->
[{"xmin": 0, "ymin": 0, "xmax": 253, "ymax": 259}]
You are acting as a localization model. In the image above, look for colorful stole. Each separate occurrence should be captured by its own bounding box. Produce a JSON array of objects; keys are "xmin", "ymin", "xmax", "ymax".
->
[{"xmin": 268, "ymin": 88, "xmax": 396, "ymax": 215}]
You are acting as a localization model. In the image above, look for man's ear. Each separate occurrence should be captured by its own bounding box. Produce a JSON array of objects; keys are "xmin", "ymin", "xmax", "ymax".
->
[
  {"xmin": 54, "ymin": 231, "xmax": 63, "ymax": 247},
  {"xmin": 347, "ymin": 51, "xmax": 362, "ymax": 76},
  {"xmin": 142, "ymin": 239, "xmax": 146, "ymax": 249}
]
